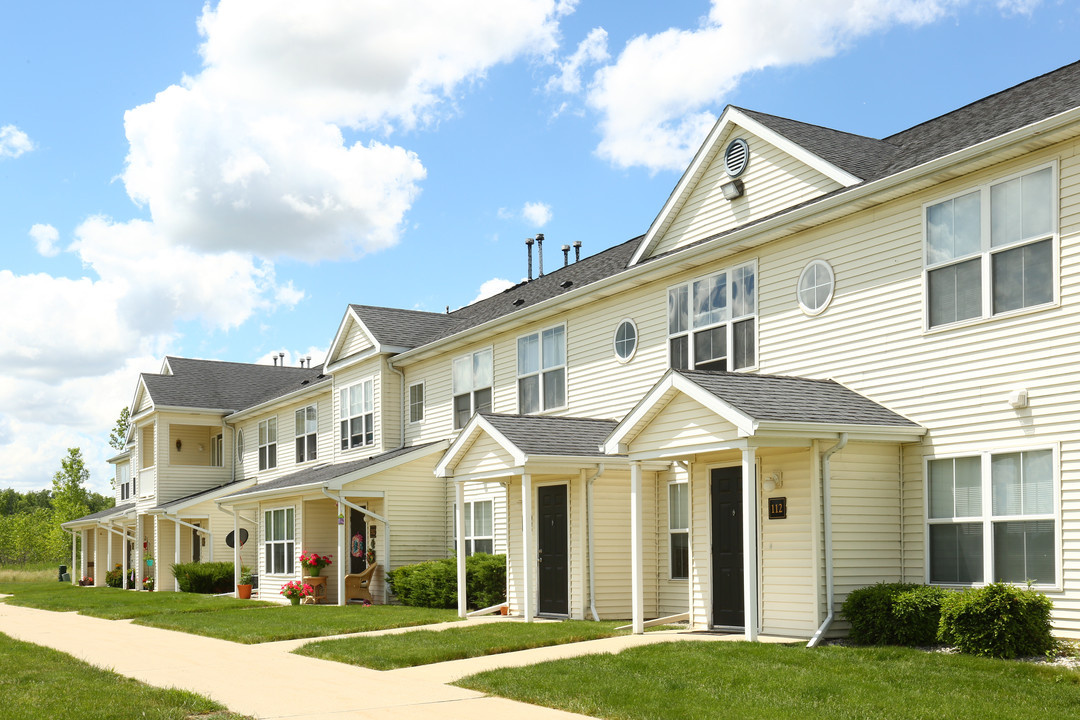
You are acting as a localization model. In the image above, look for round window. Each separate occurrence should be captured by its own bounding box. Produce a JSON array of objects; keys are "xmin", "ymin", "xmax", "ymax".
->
[
  {"xmin": 797, "ymin": 260, "xmax": 835, "ymax": 315},
  {"xmin": 614, "ymin": 319, "xmax": 638, "ymax": 363},
  {"xmin": 236, "ymin": 429, "xmax": 245, "ymax": 460}
]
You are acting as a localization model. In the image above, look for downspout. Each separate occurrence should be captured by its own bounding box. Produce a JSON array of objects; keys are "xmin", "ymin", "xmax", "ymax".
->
[
  {"xmin": 808, "ymin": 432, "xmax": 848, "ymax": 648},
  {"xmin": 585, "ymin": 464, "xmax": 605, "ymax": 622},
  {"xmin": 386, "ymin": 357, "xmax": 406, "ymax": 449}
]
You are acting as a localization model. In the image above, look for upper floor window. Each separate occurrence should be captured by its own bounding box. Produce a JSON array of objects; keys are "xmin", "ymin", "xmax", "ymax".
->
[
  {"xmin": 409, "ymin": 382, "xmax": 424, "ymax": 424},
  {"xmin": 340, "ymin": 379, "xmax": 374, "ymax": 450},
  {"xmin": 140, "ymin": 425, "xmax": 155, "ymax": 469},
  {"xmin": 258, "ymin": 418, "xmax": 277, "ymax": 471},
  {"xmin": 668, "ymin": 261, "xmax": 756, "ymax": 372},
  {"xmin": 453, "ymin": 349, "xmax": 492, "ymax": 429},
  {"xmin": 517, "ymin": 325, "xmax": 566, "ymax": 414},
  {"xmin": 236, "ymin": 429, "xmax": 245, "ymax": 461},
  {"xmin": 927, "ymin": 448, "xmax": 1056, "ymax": 586},
  {"xmin": 926, "ymin": 165, "xmax": 1055, "ymax": 328},
  {"xmin": 210, "ymin": 433, "xmax": 223, "ymax": 468},
  {"xmin": 295, "ymin": 405, "xmax": 317, "ymax": 463},
  {"xmin": 118, "ymin": 463, "xmax": 131, "ymax": 501}
]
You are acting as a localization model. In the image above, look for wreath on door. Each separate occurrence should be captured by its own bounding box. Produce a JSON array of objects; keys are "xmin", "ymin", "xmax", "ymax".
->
[{"xmin": 350, "ymin": 533, "xmax": 364, "ymax": 557}]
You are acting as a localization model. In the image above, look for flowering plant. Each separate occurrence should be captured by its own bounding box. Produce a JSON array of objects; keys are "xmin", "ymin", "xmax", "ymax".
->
[
  {"xmin": 280, "ymin": 580, "xmax": 313, "ymax": 600},
  {"xmin": 79, "ymin": 576, "xmax": 93, "ymax": 586},
  {"xmin": 299, "ymin": 552, "xmax": 332, "ymax": 571},
  {"xmin": 142, "ymin": 576, "xmax": 155, "ymax": 591}
]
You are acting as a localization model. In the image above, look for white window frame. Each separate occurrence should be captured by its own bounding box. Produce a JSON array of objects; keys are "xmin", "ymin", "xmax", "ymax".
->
[
  {"xmin": 118, "ymin": 463, "xmax": 131, "ymax": 501},
  {"xmin": 924, "ymin": 445, "xmax": 1061, "ymax": 590},
  {"xmin": 236, "ymin": 428, "xmax": 245, "ymax": 462},
  {"xmin": 667, "ymin": 260, "xmax": 758, "ymax": 372},
  {"xmin": 258, "ymin": 417, "xmax": 277, "ymax": 471},
  {"xmin": 295, "ymin": 404, "xmax": 318, "ymax": 464},
  {"xmin": 455, "ymin": 498, "xmax": 495, "ymax": 556},
  {"xmin": 408, "ymin": 382, "xmax": 425, "ymax": 424},
  {"xmin": 923, "ymin": 162, "xmax": 1058, "ymax": 331},
  {"xmin": 613, "ymin": 318, "xmax": 638, "ymax": 363},
  {"xmin": 517, "ymin": 323, "xmax": 567, "ymax": 414},
  {"xmin": 797, "ymin": 259, "xmax": 835, "ymax": 316},
  {"xmin": 210, "ymin": 433, "xmax": 223, "ymax": 468},
  {"xmin": 668, "ymin": 480, "xmax": 689, "ymax": 580},
  {"xmin": 452, "ymin": 348, "xmax": 493, "ymax": 430},
  {"xmin": 264, "ymin": 506, "xmax": 295, "ymax": 575},
  {"xmin": 339, "ymin": 378, "xmax": 375, "ymax": 451}
]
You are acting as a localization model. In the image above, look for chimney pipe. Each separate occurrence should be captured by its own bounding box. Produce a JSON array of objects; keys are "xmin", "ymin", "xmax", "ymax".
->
[
  {"xmin": 536, "ymin": 233, "xmax": 545, "ymax": 277},
  {"xmin": 525, "ymin": 237, "xmax": 534, "ymax": 280},
  {"xmin": 278, "ymin": 352, "xmax": 285, "ymax": 367},
  {"xmin": 272, "ymin": 355, "xmax": 277, "ymax": 367},
  {"xmin": 305, "ymin": 355, "xmax": 312, "ymax": 369},
  {"xmin": 573, "ymin": 240, "xmax": 582, "ymax": 262},
  {"xmin": 562, "ymin": 244, "xmax": 570, "ymax": 267}
]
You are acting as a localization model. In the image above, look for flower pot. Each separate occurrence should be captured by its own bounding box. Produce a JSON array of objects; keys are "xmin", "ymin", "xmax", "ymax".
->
[
  {"xmin": 289, "ymin": 596, "xmax": 301, "ymax": 606},
  {"xmin": 237, "ymin": 584, "xmax": 252, "ymax": 600},
  {"xmin": 305, "ymin": 567, "xmax": 320, "ymax": 577},
  {"xmin": 500, "ymin": 605, "xmax": 509, "ymax": 616}
]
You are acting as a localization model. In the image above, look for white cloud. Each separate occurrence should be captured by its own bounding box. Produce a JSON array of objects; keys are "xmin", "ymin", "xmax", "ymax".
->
[
  {"xmin": 546, "ymin": 27, "xmax": 609, "ymax": 94},
  {"xmin": 0, "ymin": 125, "xmax": 34, "ymax": 158},
  {"xmin": 585, "ymin": 0, "xmax": 963, "ymax": 171},
  {"xmin": 29, "ymin": 224, "xmax": 60, "ymax": 257},
  {"xmin": 522, "ymin": 201, "xmax": 553, "ymax": 227},
  {"xmin": 470, "ymin": 277, "xmax": 515, "ymax": 304},
  {"xmin": 997, "ymin": 0, "xmax": 1041, "ymax": 14}
]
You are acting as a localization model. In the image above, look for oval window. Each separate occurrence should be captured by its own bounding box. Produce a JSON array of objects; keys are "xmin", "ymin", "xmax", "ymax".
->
[
  {"xmin": 797, "ymin": 260, "xmax": 835, "ymax": 315},
  {"xmin": 236, "ymin": 429, "xmax": 245, "ymax": 460},
  {"xmin": 614, "ymin": 319, "xmax": 638, "ymax": 362}
]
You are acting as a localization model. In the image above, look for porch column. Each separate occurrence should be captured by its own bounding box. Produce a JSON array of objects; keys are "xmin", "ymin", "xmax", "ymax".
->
[
  {"xmin": 123, "ymin": 525, "xmax": 130, "ymax": 589},
  {"xmin": 174, "ymin": 518, "xmax": 181, "ymax": 591},
  {"xmin": 521, "ymin": 473, "xmax": 532, "ymax": 622},
  {"xmin": 80, "ymin": 529, "xmax": 87, "ymax": 581},
  {"xmin": 135, "ymin": 515, "xmax": 144, "ymax": 591},
  {"xmin": 70, "ymin": 529, "xmax": 77, "ymax": 585},
  {"xmin": 337, "ymin": 500, "xmax": 346, "ymax": 606},
  {"xmin": 630, "ymin": 461, "xmax": 644, "ymax": 635},
  {"xmin": 741, "ymin": 448, "xmax": 758, "ymax": 641},
  {"xmin": 153, "ymin": 515, "xmax": 160, "ymax": 591},
  {"xmin": 455, "ymin": 481, "xmax": 467, "ymax": 618},
  {"xmin": 106, "ymin": 525, "xmax": 113, "ymax": 582},
  {"xmin": 233, "ymin": 509, "xmax": 240, "ymax": 597}
]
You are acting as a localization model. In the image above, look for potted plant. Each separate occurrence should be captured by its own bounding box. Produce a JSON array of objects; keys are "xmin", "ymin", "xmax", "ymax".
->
[
  {"xmin": 280, "ymin": 580, "xmax": 313, "ymax": 606},
  {"xmin": 79, "ymin": 576, "xmax": 93, "ymax": 586},
  {"xmin": 237, "ymin": 568, "xmax": 254, "ymax": 599},
  {"xmin": 143, "ymin": 576, "xmax": 155, "ymax": 592},
  {"xmin": 299, "ymin": 552, "xmax": 332, "ymax": 577}
]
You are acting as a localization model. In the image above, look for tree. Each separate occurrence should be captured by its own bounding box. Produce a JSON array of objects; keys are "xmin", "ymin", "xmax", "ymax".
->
[{"xmin": 109, "ymin": 406, "xmax": 130, "ymax": 451}]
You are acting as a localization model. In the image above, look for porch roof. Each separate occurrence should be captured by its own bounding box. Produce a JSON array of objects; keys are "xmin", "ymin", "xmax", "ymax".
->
[
  {"xmin": 153, "ymin": 478, "xmax": 256, "ymax": 513},
  {"xmin": 62, "ymin": 501, "xmax": 136, "ymax": 529}
]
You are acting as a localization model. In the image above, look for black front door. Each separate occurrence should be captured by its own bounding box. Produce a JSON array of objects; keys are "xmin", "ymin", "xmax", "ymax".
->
[
  {"xmin": 192, "ymin": 524, "xmax": 201, "ymax": 562},
  {"xmin": 349, "ymin": 508, "xmax": 367, "ymax": 574},
  {"xmin": 711, "ymin": 467, "xmax": 744, "ymax": 627},
  {"xmin": 537, "ymin": 484, "xmax": 568, "ymax": 615}
]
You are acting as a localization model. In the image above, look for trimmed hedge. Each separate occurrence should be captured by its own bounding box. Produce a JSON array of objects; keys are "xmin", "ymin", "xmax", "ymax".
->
[
  {"xmin": 388, "ymin": 553, "xmax": 506, "ymax": 610},
  {"xmin": 938, "ymin": 582, "xmax": 1054, "ymax": 659},
  {"xmin": 104, "ymin": 565, "xmax": 124, "ymax": 589},
  {"xmin": 842, "ymin": 583, "xmax": 949, "ymax": 646},
  {"xmin": 171, "ymin": 561, "xmax": 236, "ymax": 594}
]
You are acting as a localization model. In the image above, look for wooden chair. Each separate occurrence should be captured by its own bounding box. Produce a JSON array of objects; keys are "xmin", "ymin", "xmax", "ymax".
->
[{"xmin": 344, "ymin": 564, "xmax": 378, "ymax": 604}]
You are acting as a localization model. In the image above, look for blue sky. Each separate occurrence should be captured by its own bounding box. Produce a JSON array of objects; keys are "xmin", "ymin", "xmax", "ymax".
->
[{"xmin": 1, "ymin": 0, "xmax": 1077, "ymax": 493}]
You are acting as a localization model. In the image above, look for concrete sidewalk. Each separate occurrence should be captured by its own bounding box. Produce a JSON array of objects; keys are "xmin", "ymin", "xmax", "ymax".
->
[{"xmin": 0, "ymin": 602, "xmax": 800, "ymax": 719}]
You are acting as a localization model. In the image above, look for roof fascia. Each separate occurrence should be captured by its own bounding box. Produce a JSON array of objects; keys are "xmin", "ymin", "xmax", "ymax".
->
[
  {"xmin": 630, "ymin": 107, "xmax": 862, "ymax": 266},
  {"xmin": 129, "ymin": 377, "xmax": 152, "ymax": 419},
  {"xmin": 326, "ymin": 440, "xmax": 449, "ymax": 490},
  {"xmin": 146, "ymin": 405, "xmax": 233, "ymax": 416},
  {"xmin": 218, "ymin": 481, "xmax": 326, "ymax": 505},
  {"xmin": 226, "ymin": 380, "xmax": 331, "ymax": 422},
  {"xmin": 160, "ymin": 357, "xmax": 173, "ymax": 375},
  {"xmin": 325, "ymin": 345, "xmax": 383, "ymax": 374},
  {"xmin": 325, "ymin": 307, "xmax": 381, "ymax": 370},
  {"xmin": 752, "ymin": 421, "xmax": 926, "ymax": 442}
]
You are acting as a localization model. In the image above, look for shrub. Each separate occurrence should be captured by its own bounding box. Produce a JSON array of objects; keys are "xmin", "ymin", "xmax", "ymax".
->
[
  {"xmin": 938, "ymin": 582, "xmax": 1054, "ymax": 659},
  {"xmin": 171, "ymin": 561, "xmax": 236, "ymax": 594},
  {"xmin": 104, "ymin": 564, "xmax": 124, "ymax": 588},
  {"xmin": 388, "ymin": 554, "xmax": 506, "ymax": 610},
  {"xmin": 842, "ymin": 583, "xmax": 950, "ymax": 646}
]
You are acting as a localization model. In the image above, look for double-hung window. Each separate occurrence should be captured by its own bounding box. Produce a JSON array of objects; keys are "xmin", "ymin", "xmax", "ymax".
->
[
  {"xmin": 295, "ymin": 405, "xmax": 317, "ymax": 463},
  {"xmin": 210, "ymin": 433, "xmax": 223, "ymax": 467},
  {"xmin": 669, "ymin": 482, "xmax": 689, "ymax": 580},
  {"xmin": 409, "ymin": 382, "xmax": 424, "ymax": 424},
  {"xmin": 118, "ymin": 463, "xmax": 131, "ymax": 501},
  {"xmin": 518, "ymin": 324, "xmax": 566, "ymax": 414},
  {"xmin": 453, "ymin": 349, "xmax": 493, "ymax": 429},
  {"xmin": 928, "ymin": 449, "xmax": 1057, "ymax": 586},
  {"xmin": 258, "ymin": 418, "xmax": 277, "ymax": 471},
  {"xmin": 264, "ymin": 507, "xmax": 294, "ymax": 574},
  {"xmin": 456, "ymin": 500, "xmax": 494, "ymax": 555},
  {"xmin": 340, "ymin": 379, "xmax": 374, "ymax": 450},
  {"xmin": 668, "ymin": 262, "xmax": 756, "ymax": 372},
  {"xmin": 926, "ymin": 165, "xmax": 1055, "ymax": 328}
]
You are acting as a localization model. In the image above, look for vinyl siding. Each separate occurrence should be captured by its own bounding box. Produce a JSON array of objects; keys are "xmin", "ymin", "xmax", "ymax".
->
[
  {"xmin": 331, "ymin": 359, "xmax": 384, "ymax": 462},
  {"xmin": 235, "ymin": 392, "xmax": 334, "ymax": 485},
  {"xmin": 453, "ymin": 434, "xmax": 516, "ymax": 478},
  {"xmin": 255, "ymin": 497, "xmax": 302, "ymax": 602},
  {"xmin": 153, "ymin": 412, "xmax": 231, "ymax": 505},
  {"xmin": 302, "ymin": 498, "xmax": 339, "ymax": 602},
  {"xmin": 340, "ymin": 317, "xmax": 374, "ymax": 358}
]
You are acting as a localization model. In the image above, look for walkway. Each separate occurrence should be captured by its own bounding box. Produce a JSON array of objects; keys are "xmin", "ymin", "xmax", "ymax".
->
[{"xmin": 0, "ymin": 603, "xmax": 799, "ymax": 719}]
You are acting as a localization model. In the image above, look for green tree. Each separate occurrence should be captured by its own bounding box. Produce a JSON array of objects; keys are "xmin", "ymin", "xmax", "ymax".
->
[
  {"xmin": 108, "ymin": 407, "xmax": 130, "ymax": 451},
  {"xmin": 51, "ymin": 449, "xmax": 91, "ymax": 559}
]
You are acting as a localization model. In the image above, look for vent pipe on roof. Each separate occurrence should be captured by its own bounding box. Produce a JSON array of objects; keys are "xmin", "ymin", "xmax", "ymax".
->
[
  {"xmin": 278, "ymin": 352, "xmax": 285, "ymax": 367},
  {"xmin": 525, "ymin": 237, "xmax": 534, "ymax": 280},
  {"xmin": 536, "ymin": 233, "xmax": 544, "ymax": 277},
  {"xmin": 305, "ymin": 355, "xmax": 312, "ymax": 369},
  {"xmin": 562, "ymin": 244, "xmax": 570, "ymax": 267},
  {"xmin": 573, "ymin": 240, "xmax": 582, "ymax": 262},
  {"xmin": 272, "ymin": 355, "xmax": 278, "ymax": 367}
]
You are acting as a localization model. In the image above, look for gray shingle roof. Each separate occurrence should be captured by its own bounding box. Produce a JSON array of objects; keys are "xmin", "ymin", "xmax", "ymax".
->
[
  {"xmin": 226, "ymin": 442, "xmax": 443, "ymax": 498},
  {"xmin": 141, "ymin": 357, "xmax": 329, "ymax": 414},
  {"xmin": 66, "ymin": 502, "xmax": 134, "ymax": 525},
  {"xmin": 350, "ymin": 305, "xmax": 460, "ymax": 349},
  {"xmin": 677, "ymin": 370, "xmax": 919, "ymax": 428},
  {"xmin": 153, "ymin": 479, "xmax": 253, "ymax": 512},
  {"xmin": 481, "ymin": 413, "xmax": 619, "ymax": 456}
]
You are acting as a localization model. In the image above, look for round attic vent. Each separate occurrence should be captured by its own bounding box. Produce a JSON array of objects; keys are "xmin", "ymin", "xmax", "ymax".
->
[{"xmin": 724, "ymin": 138, "xmax": 749, "ymax": 178}]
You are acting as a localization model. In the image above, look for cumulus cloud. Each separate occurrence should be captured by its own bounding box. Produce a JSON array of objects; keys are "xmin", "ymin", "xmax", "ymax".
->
[
  {"xmin": 546, "ymin": 27, "xmax": 609, "ymax": 94},
  {"xmin": 583, "ymin": 0, "xmax": 963, "ymax": 171},
  {"xmin": 29, "ymin": 224, "xmax": 60, "ymax": 257},
  {"xmin": 0, "ymin": 125, "xmax": 34, "ymax": 158},
  {"xmin": 522, "ymin": 201, "xmax": 553, "ymax": 227},
  {"xmin": 470, "ymin": 277, "xmax": 515, "ymax": 304}
]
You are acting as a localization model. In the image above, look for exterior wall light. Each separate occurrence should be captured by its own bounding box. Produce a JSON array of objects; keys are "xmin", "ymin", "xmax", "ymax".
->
[{"xmin": 721, "ymin": 179, "xmax": 745, "ymax": 200}]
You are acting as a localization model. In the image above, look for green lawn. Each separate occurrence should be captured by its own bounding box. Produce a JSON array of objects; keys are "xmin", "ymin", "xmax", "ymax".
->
[
  {"xmin": 135, "ymin": 604, "xmax": 461, "ymax": 643},
  {"xmin": 0, "ymin": 632, "xmax": 251, "ymax": 720},
  {"xmin": 457, "ymin": 641, "xmax": 1080, "ymax": 720},
  {"xmin": 1, "ymin": 581, "xmax": 271, "ymax": 619},
  {"xmin": 297, "ymin": 619, "xmax": 627, "ymax": 669}
]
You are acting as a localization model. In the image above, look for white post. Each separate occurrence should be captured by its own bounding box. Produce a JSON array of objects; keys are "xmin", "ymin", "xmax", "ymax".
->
[
  {"xmin": 521, "ymin": 473, "xmax": 532, "ymax": 622},
  {"xmin": 135, "ymin": 516, "xmax": 144, "ymax": 591},
  {"xmin": 630, "ymin": 461, "xmax": 644, "ymax": 635},
  {"xmin": 456, "ymin": 481, "xmax": 467, "ymax": 618},
  {"xmin": 742, "ymin": 448, "xmax": 759, "ymax": 642},
  {"xmin": 153, "ymin": 515, "xmax": 161, "ymax": 591},
  {"xmin": 106, "ymin": 526, "xmax": 113, "ymax": 583},
  {"xmin": 233, "ymin": 509, "xmax": 241, "ymax": 596},
  {"xmin": 80, "ymin": 529, "xmax": 88, "ymax": 580},
  {"xmin": 70, "ymin": 531, "xmax": 77, "ymax": 585},
  {"xmin": 123, "ymin": 526, "xmax": 130, "ymax": 589},
  {"xmin": 174, "ymin": 518, "xmax": 181, "ymax": 592},
  {"xmin": 337, "ymin": 500, "xmax": 346, "ymax": 606}
]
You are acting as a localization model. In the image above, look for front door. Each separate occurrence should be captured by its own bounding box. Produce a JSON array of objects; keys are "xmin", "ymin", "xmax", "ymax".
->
[
  {"xmin": 350, "ymin": 508, "xmax": 368, "ymax": 574},
  {"xmin": 711, "ymin": 467, "xmax": 744, "ymax": 627},
  {"xmin": 537, "ymin": 484, "xmax": 568, "ymax": 615},
  {"xmin": 192, "ymin": 523, "xmax": 201, "ymax": 562}
]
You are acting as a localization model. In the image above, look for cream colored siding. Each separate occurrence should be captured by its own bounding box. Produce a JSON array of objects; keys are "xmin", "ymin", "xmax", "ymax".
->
[
  {"xmin": 168, "ymin": 424, "xmax": 215, "ymax": 467},
  {"xmin": 331, "ymin": 359, "xmax": 384, "ymax": 462},
  {"xmin": 153, "ymin": 412, "xmax": 231, "ymax": 504},
  {"xmin": 453, "ymin": 434, "xmax": 516, "ymax": 478},
  {"xmin": 630, "ymin": 393, "xmax": 741, "ymax": 456},
  {"xmin": 649, "ymin": 126, "xmax": 844, "ymax": 259},
  {"xmin": 656, "ymin": 468, "xmax": 691, "ymax": 616},
  {"xmin": 381, "ymin": 357, "xmax": 402, "ymax": 448},
  {"xmin": 590, "ymin": 470, "xmax": 640, "ymax": 619},
  {"xmin": 302, "ymin": 498, "xmax": 339, "ymax": 601},
  {"xmin": 256, "ymin": 498, "xmax": 302, "ymax": 602},
  {"xmin": 235, "ymin": 392, "xmax": 333, "ymax": 484},
  {"xmin": 450, "ymin": 481, "xmax": 509, "ymax": 556},
  {"xmin": 340, "ymin": 318, "xmax": 374, "ymax": 358}
]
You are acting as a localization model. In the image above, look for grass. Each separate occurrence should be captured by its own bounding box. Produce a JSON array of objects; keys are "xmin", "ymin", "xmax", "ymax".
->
[
  {"xmin": 297, "ymin": 619, "xmax": 628, "ymax": 669},
  {"xmin": 1, "ymin": 581, "xmax": 271, "ymax": 619},
  {"xmin": 0, "ymin": 631, "xmax": 251, "ymax": 720},
  {"xmin": 456, "ymin": 641, "xmax": 1080, "ymax": 720},
  {"xmin": 134, "ymin": 604, "xmax": 461, "ymax": 643},
  {"xmin": 0, "ymin": 563, "xmax": 58, "ymax": 584}
]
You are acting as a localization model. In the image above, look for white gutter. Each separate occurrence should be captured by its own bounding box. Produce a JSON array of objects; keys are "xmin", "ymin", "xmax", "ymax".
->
[
  {"xmin": 385, "ymin": 357, "xmax": 406, "ymax": 448},
  {"xmin": 585, "ymin": 464, "xmax": 605, "ymax": 622},
  {"xmin": 224, "ymin": 380, "xmax": 330, "ymax": 422},
  {"xmin": 808, "ymin": 433, "xmax": 848, "ymax": 648}
]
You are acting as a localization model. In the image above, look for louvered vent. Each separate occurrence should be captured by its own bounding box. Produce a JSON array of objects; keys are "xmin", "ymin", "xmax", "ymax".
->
[{"xmin": 724, "ymin": 138, "xmax": 749, "ymax": 178}]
